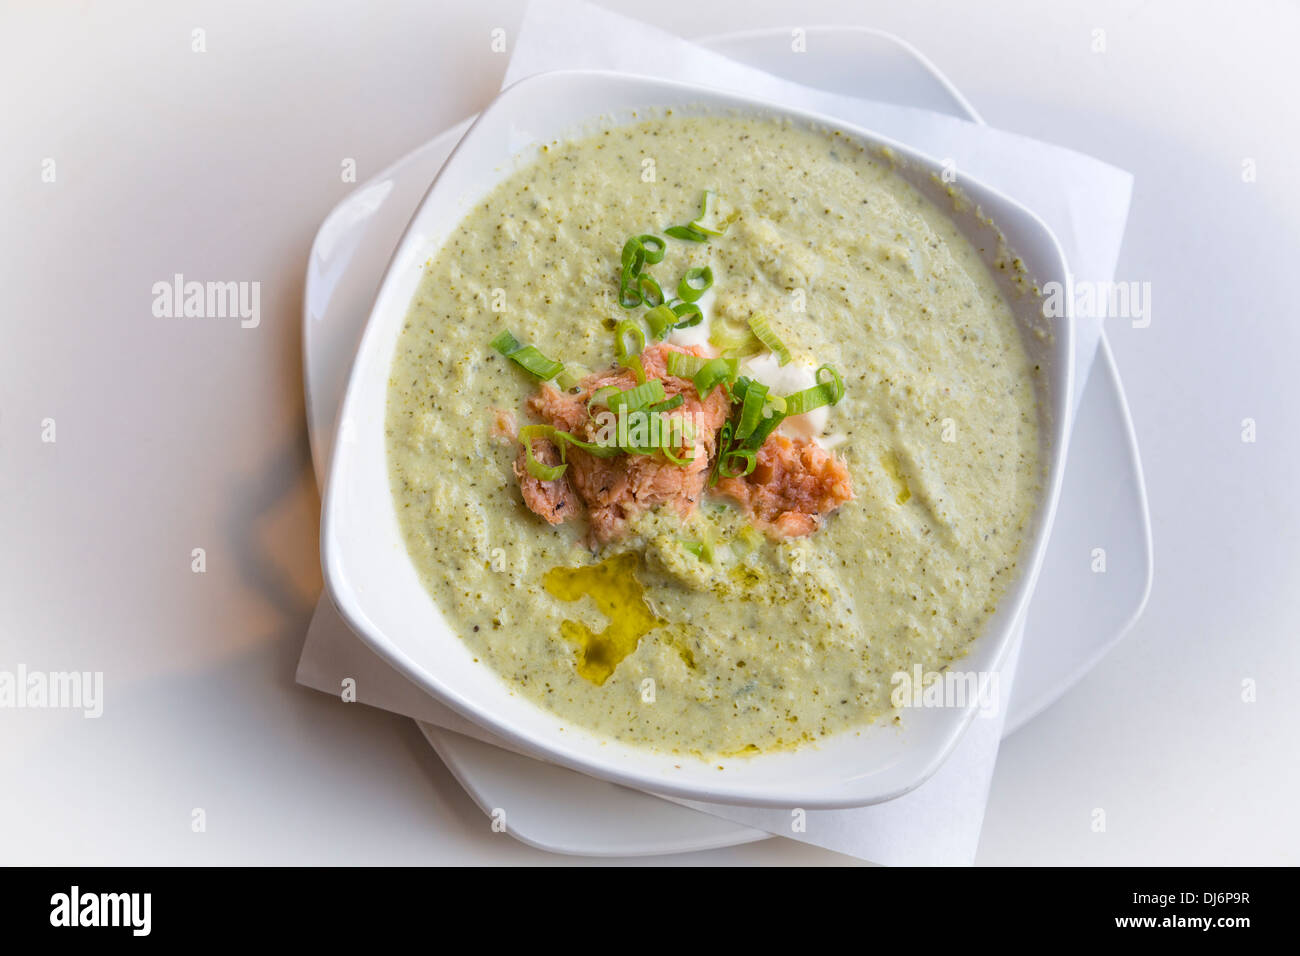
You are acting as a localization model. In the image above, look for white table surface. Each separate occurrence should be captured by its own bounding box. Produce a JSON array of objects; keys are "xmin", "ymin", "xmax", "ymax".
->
[{"xmin": 3, "ymin": 0, "xmax": 1296, "ymax": 865}]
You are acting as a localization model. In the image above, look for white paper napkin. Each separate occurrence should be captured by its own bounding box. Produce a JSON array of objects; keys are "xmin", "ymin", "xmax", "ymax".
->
[{"xmin": 296, "ymin": 0, "xmax": 1134, "ymax": 864}]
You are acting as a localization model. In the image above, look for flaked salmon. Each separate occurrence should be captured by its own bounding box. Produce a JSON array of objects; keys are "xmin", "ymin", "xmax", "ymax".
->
[
  {"xmin": 714, "ymin": 433, "xmax": 854, "ymax": 537},
  {"xmin": 511, "ymin": 343, "xmax": 852, "ymax": 542}
]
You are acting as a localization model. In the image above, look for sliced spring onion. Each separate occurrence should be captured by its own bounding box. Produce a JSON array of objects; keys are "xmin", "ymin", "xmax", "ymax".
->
[
  {"xmin": 692, "ymin": 190, "xmax": 734, "ymax": 236},
  {"xmin": 734, "ymin": 380, "xmax": 770, "ymax": 442},
  {"xmin": 618, "ymin": 275, "xmax": 642, "ymax": 309},
  {"xmin": 708, "ymin": 317, "xmax": 761, "ymax": 356},
  {"xmin": 608, "ymin": 378, "xmax": 666, "ymax": 414},
  {"xmin": 709, "ymin": 421, "xmax": 734, "ymax": 486},
  {"xmin": 587, "ymin": 385, "xmax": 620, "ymax": 418},
  {"xmin": 620, "ymin": 237, "xmax": 646, "ymax": 275},
  {"xmin": 489, "ymin": 329, "xmax": 564, "ymax": 380},
  {"xmin": 732, "ymin": 376, "xmax": 761, "ymax": 405},
  {"xmin": 638, "ymin": 274, "xmax": 665, "ymax": 308},
  {"xmin": 782, "ymin": 364, "xmax": 846, "ymax": 416},
  {"xmin": 553, "ymin": 430, "xmax": 621, "ymax": 459},
  {"xmin": 727, "ymin": 376, "xmax": 791, "ymax": 451},
  {"xmin": 555, "ymin": 363, "xmax": 590, "ymax": 391},
  {"xmin": 681, "ymin": 540, "xmax": 713, "ymax": 562},
  {"xmin": 676, "ymin": 266, "xmax": 713, "ymax": 303},
  {"xmin": 618, "ymin": 236, "xmax": 663, "ymax": 310},
  {"xmin": 664, "ymin": 224, "xmax": 709, "ymax": 242},
  {"xmin": 519, "ymin": 424, "xmax": 622, "ymax": 475},
  {"xmin": 620, "ymin": 434, "xmax": 693, "ymax": 465},
  {"xmin": 636, "ymin": 234, "xmax": 666, "ymax": 264},
  {"xmin": 665, "ymin": 191, "xmax": 736, "ymax": 242},
  {"xmin": 617, "ymin": 236, "xmax": 646, "ymax": 309},
  {"xmin": 517, "ymin": 424, "xmax": 567, "ymax": 480},
  {"xmin": 614, "ymin": 319, "xmax": 645, "ymax": 359},
  {"xmin": 648, "ymin": 393, "xmax": 685, "ymax": 414},
  {"xmin": 728, "ymin": 382, "xmax": 788, "ymax": 451},
  {"xmin": 747, "ymin": 313, "xmax": 791, "ymax": 366},
  {"xmin": 718, "ymin": 447, "xmax": 757, "ymax": 479},
  {"xmin": 665, "ymin": 350, "xmax": 705, "ymax": 380},
  {"xmin": 691, "ymin": 356, "xmax": 739, "ymax": 398},
  {"xmin": 644, "ymin": 304, "xmax": 677, "ymax": 339},
  {"xmin": 670, "ymin": 301, "xmax": 704, "ymax": 329},
  {"xmin": 489, "ymin": 329, "xmax": 522, "ymax": 353},
  {"xmin": 647, "ymin": 302, "xmax": 704, "ymax": 339},
  {"xmin": 741, "ymin": 407, "xmax": 783, "ymax": 450},
  {"xmin": 661, "ymin": 444, "xmax": 696, "ymax": 466},
  {"xmin": 619, "ymin": 353, "xmax": 647, "ymax": 385}
]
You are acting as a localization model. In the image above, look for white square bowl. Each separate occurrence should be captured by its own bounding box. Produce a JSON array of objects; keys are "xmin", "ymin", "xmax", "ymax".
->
[{"xmin": 322, "ymin": 69, "xmax": 1074, "ymax": 809}]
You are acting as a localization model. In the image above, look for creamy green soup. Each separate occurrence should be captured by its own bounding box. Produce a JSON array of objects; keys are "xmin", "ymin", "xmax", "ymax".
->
[{"xmin": 386, "ymin": 114, "xmax": 1041, "ymax": 756}]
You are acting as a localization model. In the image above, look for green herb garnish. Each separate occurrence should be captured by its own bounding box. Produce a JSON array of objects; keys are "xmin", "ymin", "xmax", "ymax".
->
[
  {"xmin": 677, "ymin": 266, "xmax": 713, "ymax": 303},
  {"xmin": 746, "ymin": 313, "xmax": 791, "ymax": 366},
  {"xmin": 490, "ymin": 329, "xmax": 565, "ymax": 380}
]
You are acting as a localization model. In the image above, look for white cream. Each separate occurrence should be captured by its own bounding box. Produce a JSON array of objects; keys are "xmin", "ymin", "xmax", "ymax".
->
[{"xmin": 738, "ymin": 352, "xmax": 839, "ymax": 446}]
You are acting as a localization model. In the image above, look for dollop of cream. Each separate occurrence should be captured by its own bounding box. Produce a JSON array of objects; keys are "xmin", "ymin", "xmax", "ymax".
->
[{"xmin": 738, "ymin": 353, "xmax": 836, "ymax": 446}]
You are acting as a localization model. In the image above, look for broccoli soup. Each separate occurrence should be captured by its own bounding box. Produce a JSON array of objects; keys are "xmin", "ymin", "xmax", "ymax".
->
[{"xmin": 386, "ymin": 114, "xmax": 1041, "ymax": 756}]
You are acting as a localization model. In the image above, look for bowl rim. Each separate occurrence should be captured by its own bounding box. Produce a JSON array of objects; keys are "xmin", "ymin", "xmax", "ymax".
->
[{"xmin": 321, "ymin": 67, "xmax": 1075, "ymax": 809}]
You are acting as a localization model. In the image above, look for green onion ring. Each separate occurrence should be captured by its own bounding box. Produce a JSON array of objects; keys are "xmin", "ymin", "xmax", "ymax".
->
[
  {"xmin": 620, "ymin": 353, "xmax": 647, "ymax": 385},
  {"xmin": 741, "ymin": 408, "xmax": 784, "ymax": 451},
  {"xmin": 817, "ymin": 364, "xmax": 846, "ymax": 403},
  {"xmin": 691, "ymin": 356, "xmax": 738, "ymax": 398},
  {"xmin": 637, "ymin": 234, "xmax": 666, "ymax": 264},
  {"xmin": 489, "ymin": 329, "xmax": 565, "ymax": 380},
  {"xmin": 620, "ymin": 237, "xmax": 646, "ymax": 275},
  {"xmin": 553, "ymin": 430, "xmax": 621, "ymax": 459},
  {"xmin": 648, "ymin": 394, "xmax": 685, "ymax": 414},
  {"xmin": 734, "ymin": 380, "xmax": 769, "ymax": 442},
  {"xmin": 782, "ymin": 364, "xmax": 846, "ymax": 416},
  {"xmin": 661, "ymin": 443, "xmax": 695, "ymax": 466},
  {"xmin": 708, "ymin": 317, "xmax": 760, "ymax": 356},
  {"xmin": 719, "ymin": 448, "xmax": 756, "ymax": 479},
  {"xmin": 692, "ymin": 189, "xmax": 732, "ymax": 236},
  {"xmin": 644, "ymin": 304, "xmax": 676, "ymax": 339},
  {"xmin": 709, "ymin": 420, "xmax": 734, "ymax": 487},
  {"xmin": 618, "ymin": 273, "xmax": 642, "ymax": 309},
  {"xmin": 517, "ymin": 424, "xmax": 567, "ymax": 481},
  {"xmin": 608, "ymin": 378, "xmax": 666, "ymax": 414},
  {"xmin": 664, "ymin": 224, "xmax": 709, "ymax": 243},
  {"xmin": 638, "ymin": 273, "xmax": 665, "ymax": 308},
  {"xmin": 747, "ymin": 313, "xmax": 792, "ymax": 366},
  {"xmin": 665, "ymin": 350, "xmax": 706, "ymax": 380},
  {"xmin": 676, "ymin": 266, "xmax": 713, "ymax": 303},
  {"xmin": 555, "ymin": 363, "xmax": 590, "ymax": 391},
  {"xmin": 489, "ymin": 329, "xmax": 523, "ymax": 354},
  {"xmin": 614, "ymin": 319, "xmax": 645, "ymax": 359},
  {"xmin": 670, "ymin": 301, "xmax": 703, "ymax": 329},
  {"xmin": 587, "ymin": 385, "xmax": 620, "ymax": 418}
]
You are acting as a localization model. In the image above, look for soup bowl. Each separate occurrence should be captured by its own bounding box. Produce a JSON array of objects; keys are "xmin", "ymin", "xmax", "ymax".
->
[{"xmin": 321, "ymin": 69, "xmax": 1073, "ymax": 809}]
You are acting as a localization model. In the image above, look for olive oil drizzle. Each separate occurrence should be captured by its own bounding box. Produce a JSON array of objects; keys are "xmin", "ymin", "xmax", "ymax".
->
[{"xmin": 543, "ymin": 552, "xmax": 664, "ymax": 684}]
